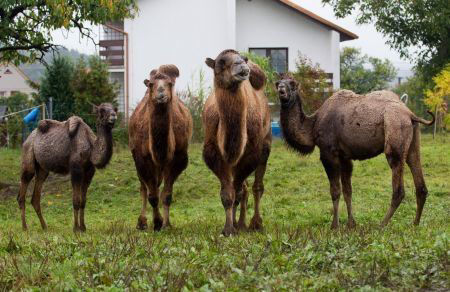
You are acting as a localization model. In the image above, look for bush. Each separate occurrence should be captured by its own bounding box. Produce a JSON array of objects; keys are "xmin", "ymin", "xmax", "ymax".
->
[
  {"xmin": 291, "ymin": 53, "xmax": 333, "ymax": 113},
  {"xmin": 179, "ymin": 70, "xmax": 210, "ymax": 143},
  {"xmin": 241, "ymin": 51, "xmax": 278, "ymax": 103}
]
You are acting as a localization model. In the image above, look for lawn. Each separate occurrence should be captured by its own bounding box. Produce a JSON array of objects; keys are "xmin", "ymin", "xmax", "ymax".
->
[{"xmin": 0, "ymin": 134, "xmax": 448, "ymax": 290}]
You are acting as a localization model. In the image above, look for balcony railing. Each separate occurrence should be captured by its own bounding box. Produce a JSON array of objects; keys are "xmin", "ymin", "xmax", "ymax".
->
[{"xmin": 99, "ymin": 21, "xmax": 125, "ymax": 67}]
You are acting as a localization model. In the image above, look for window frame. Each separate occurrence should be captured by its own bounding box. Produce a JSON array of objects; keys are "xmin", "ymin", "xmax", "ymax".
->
[{"xmin": 248, "ymin": 47, "xmax": 289, "ymax": 73}]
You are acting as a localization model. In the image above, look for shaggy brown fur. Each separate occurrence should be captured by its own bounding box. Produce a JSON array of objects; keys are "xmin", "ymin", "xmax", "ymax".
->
[
  {"xmin": 18, "ymin": 103, "xmax": 117, "ymax": 232},
  {"xmin": 203, "ymin": 50, "xmax": 272, "ymax": 236},
  {"xmin": 276, "ymin": 77, "xmax": 434, "ymax": 229},
  {"xmin": 129, "ymin": 64, "xmax": 192, "ymax": 231}
]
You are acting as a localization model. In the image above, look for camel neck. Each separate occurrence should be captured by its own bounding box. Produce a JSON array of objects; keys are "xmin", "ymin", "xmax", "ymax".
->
[
  {"xmin": 149, "ymin": 101, "xmax": 174, "ymax": 164},
  {"xmin": 91, "ymin": 123, "xmax": 113, "ymax": 169},
  {"xmin": 215, "ymin": 85, "xmax": 248, "ymax": 164},
  {"xmin": 279, "ymin": 93, "xmax": 315, "ymax": 155}
]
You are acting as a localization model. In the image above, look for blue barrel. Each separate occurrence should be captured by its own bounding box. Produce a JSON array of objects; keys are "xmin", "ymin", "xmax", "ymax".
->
[
  {"xmin": 23, "ymin": 108, "xmax": 40, "ymax": 124},
  {"xmin": 271, "ymin": 121, "xmax": 282, "ymax": 138}
]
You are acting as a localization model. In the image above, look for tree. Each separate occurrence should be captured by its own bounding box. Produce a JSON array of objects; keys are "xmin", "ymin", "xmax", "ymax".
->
[
  {"xmin": 241, "ymin": 51, "xmax": 278, "ymax": 103},
  {"xmin": 424, "ymin": 63, "xmax": 450, "ymax": 133},
  {"xmin": 393, "ymin": 73, "xmax": 428, "ymax": 119},
  {"xmin": 291, "ymin": 53, "xmax": 333, "ymax": 113},
  {"xmin": 38, "ymin": 56, "xmax": 75, "ymax": 121},
  {"xmin": 0, "ymin": 0, "xmax": 138, "ymax": 64},
  {"xmin": 340, "ymin": 47, "xmax": 397, "ymax": 94},
  {"xmin": 72, "ymin": 56, "xmax": 119, "ymax": 129},
  {"xmin": 322, "ymin": 0, "xmax": 450, "ymax": 80}
]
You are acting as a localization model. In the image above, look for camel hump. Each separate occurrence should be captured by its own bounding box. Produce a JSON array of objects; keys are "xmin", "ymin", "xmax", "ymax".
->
[
  {"xmin": 248, "ymin": 61, "xmax": 266, "ymax": 90},
  {"xmin": 158, "ymin": 64, "xmax": 180, "ymax": 81},
  {"xmin": 67, "ymin": 116, "xmax": 84, "ymax": 138},
  {"xmin": 37, "ymin": 120, "xmax": 52, "ymax": 133}
]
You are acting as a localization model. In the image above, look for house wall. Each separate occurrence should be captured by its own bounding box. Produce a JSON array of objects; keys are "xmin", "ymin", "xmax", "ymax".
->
[
  {"xmin": 236, "ymin": 0, "xmax": 341, "ymax": 88},
  {"xmin": 125, "ymin": 0, "xmax": 236, "ymax": 110},
  {"xmin": 0, "ymin": 64, "xmax": 37, "ymax": 98}
]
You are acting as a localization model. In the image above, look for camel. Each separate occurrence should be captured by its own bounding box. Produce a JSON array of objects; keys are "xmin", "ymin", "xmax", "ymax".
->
[
  {"xmin": 276, "ymin": 76, "xmax": 435, "ymax": 229},
  {"xmin": 129, "ymin": 64, "xmax": 192, "ymax": 231},
  {"xmin": 18, "ymin": 103, "xmax": 117, "ymax": 232},
  {"xmin": 203, "ymin": 50, "xmax": 272, "ymax": 236}
]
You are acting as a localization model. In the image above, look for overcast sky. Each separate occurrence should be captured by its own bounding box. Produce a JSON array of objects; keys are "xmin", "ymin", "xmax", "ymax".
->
[{"xmin": 51, "ymin": 0, "xmax": 414, "ymax": 72}]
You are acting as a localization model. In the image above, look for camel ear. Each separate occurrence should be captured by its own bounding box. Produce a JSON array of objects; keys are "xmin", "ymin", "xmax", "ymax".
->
[
  {"xmin": 114, "ymin": 107, "xmax": 118, "ymax": 113},
  {"xmin": 144, "ymin": 79, "xmax": 150, "ymax": 87},
  {"xmin": 205, "ymin": 58, "xmax": 215, "ymax": 69},
  {"xmin": 289, "ymin": 80, "xmax": 298, "ymax": 89},
  {"xmin": 275, "ymin": 81, "xmax": 280, "ymax": 88},
  {"xmin": 92, "ymin": 104, "xmax": 99, "ymax": 114},
  {"xmin": 242, "ymin": 55, "xmax": 249, "ymax": 63}
]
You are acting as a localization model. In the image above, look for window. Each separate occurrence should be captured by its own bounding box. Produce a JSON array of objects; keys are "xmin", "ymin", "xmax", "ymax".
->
[
  {"xmin": 4, "ymin": 69, "xmax": 12, "ymax": 74},
  {"xmin": 249, "ymin": 48, "xmax": 288, "ymax": 73},
  {"xmin": 0, "ymin": 91, "xmax": 6, "ymax": 97}
]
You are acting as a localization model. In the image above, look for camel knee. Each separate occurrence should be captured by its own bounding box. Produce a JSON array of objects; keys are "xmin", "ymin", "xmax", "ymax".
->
[
  {"xmin": 73, "ymin": 197, "xmax": 82, "ymax": 210},
  {"xmin": 162, "ymin": 194, "xmax": 172, "ymax": 206},
  {"xmin": 220, "ymin": 188, "xmax": 234, "ymax": 209},
  {"xmin": 148, "ymin": 196, "xmax": 159, "ymax": 208},
  {"xmin": 392, "ymin": 186, "xmax": 405, "ymax": 207}
]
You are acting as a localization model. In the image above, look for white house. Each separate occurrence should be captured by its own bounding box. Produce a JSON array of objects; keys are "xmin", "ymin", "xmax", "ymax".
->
[
  {"xmin": 99, "ymin": 0, "xmax": 357, "ymax": 119},
  {"xmin": 0, "ymin": 63, "xmax": 37, "ymax": 98}
]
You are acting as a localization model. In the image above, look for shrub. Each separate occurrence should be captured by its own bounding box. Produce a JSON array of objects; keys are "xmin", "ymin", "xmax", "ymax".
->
[
  {"xmin": 241, "ymin": 51, "xmax": 278, "ymax": 103},
  {"xmin": 291, "ymin": 53, "xmax": 333, "ymax": 113},
  {"xmin": 179, "ymin": 70, "xmax": 210, "ymax": 143}
]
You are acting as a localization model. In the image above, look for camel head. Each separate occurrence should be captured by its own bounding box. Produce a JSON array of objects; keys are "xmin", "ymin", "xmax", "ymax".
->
[
  {"xmin": 276, "ymin": 77, "xmax": 298, "ymax": 107},
  {"xmin": 93, "ymin": 103, "xmax": 117, "ymax": 128},
  {"xmin": 205, "ymin": 49, "xmax": 250, "ymax": 89},
  {"xmin": 144, "ymin": 64, "xmax": 180, "ymax": 105}
]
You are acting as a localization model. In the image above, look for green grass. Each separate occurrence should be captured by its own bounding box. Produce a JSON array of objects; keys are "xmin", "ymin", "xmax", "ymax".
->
[{"xmin": 0, "ymin": 134, "xmax": 448, "ymax": 290}]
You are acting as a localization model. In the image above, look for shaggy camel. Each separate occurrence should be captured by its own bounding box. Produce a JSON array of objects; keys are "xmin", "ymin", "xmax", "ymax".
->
[
  {"xmin": 129, "ymin": 64, "xmax": 192, "ymax": 231},
  {"xmin": 203, "ymin": 50, "xmax": 272, "ymax": 236},
  {"xmin": 276, "ymin": 76, "xmax": 434, "ymax": 228},
  {"xmin": 18, "ymin": 103, "xmax": 117, "ymax": 232}
]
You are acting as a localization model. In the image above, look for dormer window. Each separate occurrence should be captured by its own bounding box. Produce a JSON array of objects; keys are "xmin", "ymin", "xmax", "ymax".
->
[{"xmin": 4, "ymin": 69, "xmax": 12, "ymax": 74}]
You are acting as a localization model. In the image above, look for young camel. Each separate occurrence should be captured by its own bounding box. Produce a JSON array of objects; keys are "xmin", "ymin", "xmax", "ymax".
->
[
  {"xmin": 203, "ymin": 50, "xmax": 272, "ymax": 236},
  {"xmin": 276, "ymin": 77, "xmax": 435, "ymax": 228},
  {"xmin": 129, "ymin": 64, "xmax": 192, "ymax": 231},
  {"xmin": 18, "ymin": 103, "xmax": 117, "ymax": 232}
]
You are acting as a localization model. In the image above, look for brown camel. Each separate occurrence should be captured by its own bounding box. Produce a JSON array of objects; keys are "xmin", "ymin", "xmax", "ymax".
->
[
  {"xmin": 203, "ymin": 50, "xmax": 272, "ymax": 236},
  {"xmin": 276, "ymin": 76, "xmax": 435, "ymax": 228},
  {"xmin": 18, "ymin": 103, "xmax": 117, "ymax": 232},
  {"xmin": 129, "ymin": 64, "xmax": 192, "ymax": 231}
]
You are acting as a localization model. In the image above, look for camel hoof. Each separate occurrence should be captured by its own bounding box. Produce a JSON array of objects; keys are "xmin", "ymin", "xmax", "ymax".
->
[
  {"xmin": 249, "ymin": 217, "xmax": 263, "ymax": 231},
  {"xmin": 136, "ymin": 216, "xmax": 148, "ymax": 231},
  {"xmin": 330, "ymin": 223, "xmax": 339, "ymax": 230},
  {"xmin": 235, "ymin": 222, "xmax": 248, "ymax": 231},
  {"xmin": 347, "ymin": 219, "xmax": 356, "ymax": 229},
  {"xmin": 222, "ymin": 226, "xmax": 237, "ymax": 237},
  {"xmin": 153, "ymin": 217, "xmax": 163, "ymax": 232},
  {"xmin": 162, "ymin": 222, "xmax": 172, "ymax": 229}
]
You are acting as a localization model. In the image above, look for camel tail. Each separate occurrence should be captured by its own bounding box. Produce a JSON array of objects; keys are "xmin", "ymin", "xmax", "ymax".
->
[{"xmin": 411, "ymin": 110, "xmax": 435, "ymax": 126}]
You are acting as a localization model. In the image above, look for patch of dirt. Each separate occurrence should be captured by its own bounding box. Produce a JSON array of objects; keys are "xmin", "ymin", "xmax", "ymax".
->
[{"xmin": 0, "ymin": 174, "xmax": 70, "ymax": 200}]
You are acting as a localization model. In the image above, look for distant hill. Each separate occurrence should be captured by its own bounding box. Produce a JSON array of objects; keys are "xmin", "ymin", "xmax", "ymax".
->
[{"xmin": 20, "ymin": 48, "xmax": 90, "ymax": 83}]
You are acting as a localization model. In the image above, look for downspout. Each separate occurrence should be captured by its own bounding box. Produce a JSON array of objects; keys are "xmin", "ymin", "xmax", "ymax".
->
[{"xmin": 104, "ymin": 23, "xmax": 130, "ymax": 122}]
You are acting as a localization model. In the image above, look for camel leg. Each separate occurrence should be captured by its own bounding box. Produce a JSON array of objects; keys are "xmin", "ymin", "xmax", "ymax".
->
[
  {"xmin": 71, "ymin": 164, "xmax": 84, "ymax": 232},
  {"xmin": 18, "ymin": 171, "xmax": 34, "ymax": 231},
  {"xmin": 203, "ymin": 142, "xmax": 236, "ymax": 236},
  {"xmin": 160, "ymin": 151, "xmax": 189, "ymax": 228},
  {"xmin": 233, "ymin": 181, "xmax": 248, "ymax": 231},
  {"xmin": 382, "ymin": 153, "xmax": 406, "ymax": 227},
  {"xmin": 249, "ymin": 143, "xmax": 270, "ymax": 231},
  {"xmin": 340, "ymin": 158, "xmax": 356, "ymax": 228},
  {"xmin": 407, "ymin": 126, "xmax": 428, "ymax": 225},
  {"xmin": 30, "ymin": 166, "xmax": 49, "ymax": 230},
  {"xmin": 136, "ymin": 182, "xmax": 149, "ymax": 230},
  {"xmin": 148, "ymin": 183, "xmax": 163, "ymax": 231},
  {"xmin": 79, "ymin": 165, "xmax": 95, "ymax": 232},
  {"xmin": 321, "ymin": 156, "xmax": 341, "ymax": 229}
]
